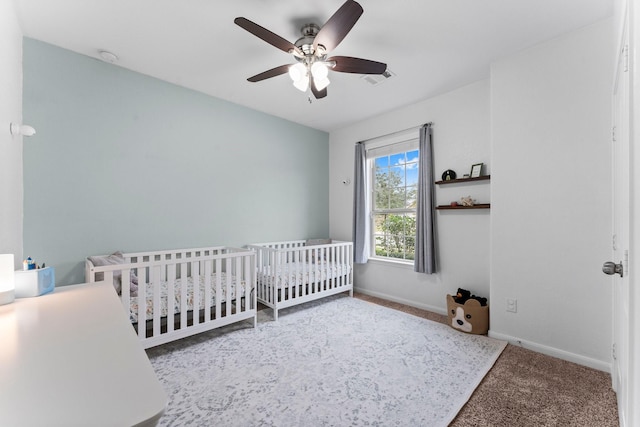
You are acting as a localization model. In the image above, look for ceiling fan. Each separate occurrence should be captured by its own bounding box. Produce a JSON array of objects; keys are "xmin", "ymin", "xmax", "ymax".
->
[{"xmin": 234, "ymin": 0, "xmax": 387, "ymax": 99}]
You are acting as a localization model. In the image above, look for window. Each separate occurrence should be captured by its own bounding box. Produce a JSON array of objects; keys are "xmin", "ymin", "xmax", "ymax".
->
[{"xmin": 369, "ymin": 144, "xmax": 419, "ymax": 262}]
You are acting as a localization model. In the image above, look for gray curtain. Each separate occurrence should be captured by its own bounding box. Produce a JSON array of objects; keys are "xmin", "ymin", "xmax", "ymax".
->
[
  {"xmin": 415, "ymin": 123, "xmax": 436, "ymax": 273},
  {"xmin": 353, "ymin": 142, "xmax": 369, "ymax": 263}
]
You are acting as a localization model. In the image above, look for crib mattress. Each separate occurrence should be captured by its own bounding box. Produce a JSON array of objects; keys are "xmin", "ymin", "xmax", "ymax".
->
[
  {"xmin": 257, "ymin": 262, "xmax": 351, "ymax": 289},
  {"xmin": 127, "ymin": 273, "xmax": 244, "ymax": 323}
]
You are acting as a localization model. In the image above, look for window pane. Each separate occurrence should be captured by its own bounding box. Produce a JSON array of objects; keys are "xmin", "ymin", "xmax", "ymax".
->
[
  {"xmin": 405, "ymin": 235, "xmax": 416, "ymax": 260},
  {"xmin": 406, "ymin": 165, "xmax": 418, "ymax": 186},
  {"xmin": 371, "ymin": 213, "xmax": 417, "ymax": 261},
  {"xmin": 374, "ymin": 235, "xmax": 388, "ymax": 257},
  {"xmin": 387, "ymin": 188, "xmax": 404, "ymax": 209},
  {"xmin": 375, "ymin": 162, "xmax": 389, "ymax": 175},
  {"xmin": 371, "ymin": 147, "xmax": 419, "ymax": 262},
  {"xmin": 389, "ymin": 152, "xmax": 405, "ymax": 167},
  {"xmin": 390, "ymin": 165, "xmax": 405, "ymax": 186},
  {"xmin": 375, "ymin": 156, "xmax": 389, "ymax": 168},
  {"xmin": 374, "ymin": 169, "xmax": 390, "ymax": 209},
  {"xmin": 406, "ymin": 150, "xmax": 419, "ymax": 163},
  {"xmin": 375, "ymin": 188, "xmax": 389, "ymax": 210},
  {"xmin": 406, "ymin": 185, "xmax": 417, "ymax": 208},
  {"xmin": 385, "ymin": 214, "xmax": 403, "ymax": 254},
  {"xmin": 405, "ymin": 213, "xmax": 416, "ymax": 238}
]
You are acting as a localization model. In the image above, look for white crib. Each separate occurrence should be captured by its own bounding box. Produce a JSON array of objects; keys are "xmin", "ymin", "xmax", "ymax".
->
[
  {"xmin": 247, "ymin": 240, "xmax": 353, "ymax": 320},
  {"xmin": 85, "ymin": 246, "xmax": 256, "ymax": 349}
]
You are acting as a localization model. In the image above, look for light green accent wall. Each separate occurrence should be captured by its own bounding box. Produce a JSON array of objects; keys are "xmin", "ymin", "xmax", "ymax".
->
[{"xmin": 23, "ymin": 38, "xmax": 329, "ymax": 286}]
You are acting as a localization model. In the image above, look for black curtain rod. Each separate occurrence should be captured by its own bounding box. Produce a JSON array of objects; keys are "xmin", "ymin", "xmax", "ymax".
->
[{"xmin": 359, "ymin": 122, "xmax": 433, "ymax": 145}]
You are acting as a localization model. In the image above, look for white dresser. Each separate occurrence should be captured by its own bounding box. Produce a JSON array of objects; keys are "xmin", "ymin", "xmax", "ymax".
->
[{"xmin": 0, "ymin": 282, "xmax": 167, "ymax": 426}]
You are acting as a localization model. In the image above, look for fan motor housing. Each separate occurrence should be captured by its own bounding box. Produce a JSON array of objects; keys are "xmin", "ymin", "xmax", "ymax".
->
[{"xmin": 295, "ymin": 24, "xmax": 321, "ymax": 56}]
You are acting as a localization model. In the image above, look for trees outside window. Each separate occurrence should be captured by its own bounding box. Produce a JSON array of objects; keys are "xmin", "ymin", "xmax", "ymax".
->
[{"xmin": 372, "ymin": 149, "xmax": 418, "ymax": 261}]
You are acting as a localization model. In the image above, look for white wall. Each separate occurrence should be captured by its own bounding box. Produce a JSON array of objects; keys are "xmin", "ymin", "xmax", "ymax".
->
[
  {"xmin": 0, "ymin": 1, "xmax": 23, "ymax": 267},
  {"xmin": 330, "ymin": 80, "xmax": 491, "ymax": 313},
  {"xmin": 490, "ymin": 19, "xmax": 613, "ymax": 370},
  {"xmin": 630, "ymin": 1, "xmax": 640, "ymax": 423}
]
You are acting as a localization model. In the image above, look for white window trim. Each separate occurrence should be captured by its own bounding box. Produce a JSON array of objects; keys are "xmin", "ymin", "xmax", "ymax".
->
[
  {"xmin": 368, "ymin": 253, "xmax": 415, "ymax": 268},
  {"xmin": 365, "ymin": 134, "xmax": 419, "ymax": 265}
]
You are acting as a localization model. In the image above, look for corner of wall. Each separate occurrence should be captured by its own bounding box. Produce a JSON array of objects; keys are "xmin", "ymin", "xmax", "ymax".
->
[{"xmin": 0, "ymin": 0, "xmax": 24, "ymax": 267}]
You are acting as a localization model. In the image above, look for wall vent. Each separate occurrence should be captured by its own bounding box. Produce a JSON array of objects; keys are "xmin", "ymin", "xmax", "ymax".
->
[{"xmin": 361, "ymin": 69, "xmax": 395, "ymax": 86}]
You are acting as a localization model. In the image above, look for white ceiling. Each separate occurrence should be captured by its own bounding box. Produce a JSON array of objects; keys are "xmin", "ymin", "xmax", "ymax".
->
[{"xmin": 14, "ymin": 0, "xmax": 612, "ymax": 132}]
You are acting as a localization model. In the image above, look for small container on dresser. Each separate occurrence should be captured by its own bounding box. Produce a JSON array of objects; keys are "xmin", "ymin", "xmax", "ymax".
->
[{"xmin": 14, "ymin": 267, "xmax": 55, "ymax": 298}]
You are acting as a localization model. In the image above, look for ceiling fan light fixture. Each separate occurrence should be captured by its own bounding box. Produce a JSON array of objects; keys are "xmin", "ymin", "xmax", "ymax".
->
[
  {"xmin": 314, "ymin": 76, "xmax": 330, "ymax": 91},
  {"xmin": 288, "ymin": 63, "xmax": 306, "ymax": 81},
  {"xmin": 310, "ymin": 62, "xmax": 329, "ymax": 80},
  {"xmin": 310, "ymin": 62, "xmax": 330, "ymax": 91},
  {"xmin": 293, "ymin": 76, "xmax": 309, "ymax": 92},
  {"xmin": 289, "ymin": 63, "xmax": 309, "ymax": 91}
]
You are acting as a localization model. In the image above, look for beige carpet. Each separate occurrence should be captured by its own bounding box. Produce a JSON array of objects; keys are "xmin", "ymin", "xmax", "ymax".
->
[{"xmin": 354, "ymin": 293, "xmax": 619, "ymax": 427}]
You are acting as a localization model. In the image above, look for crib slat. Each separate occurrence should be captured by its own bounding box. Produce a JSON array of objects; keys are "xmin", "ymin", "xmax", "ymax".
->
[
  {"xmin": 167, "ymin": 262, "xmax": 176, "ymax": 334},
  {"xmin": 331, "ymin": 246, "xmax": 336, "ymax": 290},
  {"xmin": 225, "ymin": 257, "xmax": 231, "ymax": 317},
  {"xmin": 192, "ymin": 261, "xmax": 200, "ymax": 326},
  {"xmin": 318, "ymin": 246, "xmax": 323, "ymax": 294},
  {"xmin": 286, "ymin": 250, "xmax": 294, "ymax": 301},
  {"xmin": 204, "ymin": 259, "xmax": 212, "ymax": 322},
  {"xmin": 102, "ymin": 270, "xmax": 114, "ymax": 289},
  {"xmin": 338, "ymin": 244, "xmax": 343, "ymax": 287},
  {"xmin": 235, "ymin": 256, "xmax": 242, "ymax": 314},
  {"xmin": 294, "ymin": 250, "xmax": 300, "ymax": 299},
  {"xmin": 152, "ymin": 264, "xmax": 161, "ymax": 338},
  {"xmin": 270, "ymin": 250, "xmax": 276, "ymax": 305},
  {"xmin": 215, "ymin": 258, "xmax": 222, "ymax": 319},
  {"xmin": 137, "ymin": 268, "xmax": 147, "ymax": 338},
  {"xmin": 180, "ymin": 261, "xmax": 188, "ymax": 329},
  {"xmin": 302, "ymin": 248, "xmax": 309, "ymax": 296},
  {"xmin": 243, "ymin": 253, "xmax": 250, "ymax": 313}
]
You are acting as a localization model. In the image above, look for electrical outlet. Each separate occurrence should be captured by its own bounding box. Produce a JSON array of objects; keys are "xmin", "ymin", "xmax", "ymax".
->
[{"xmin": 506, "ymin": 298, "xmax": 517, "ymax": 313}]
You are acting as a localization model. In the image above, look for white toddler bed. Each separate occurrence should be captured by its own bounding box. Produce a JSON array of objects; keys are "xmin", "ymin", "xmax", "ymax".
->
[
  {"xmin": 247, "ymin": 239, "xmax": 353, "ymax": 320},
  {"xmin": 86, "ymin": 246, "xmax": 256, "ymax": 349}
]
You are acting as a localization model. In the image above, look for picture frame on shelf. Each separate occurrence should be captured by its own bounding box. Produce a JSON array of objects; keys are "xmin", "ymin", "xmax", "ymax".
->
[{"xmin": 470, "ymin": 163, "xmax": 483, "ymax": 178}]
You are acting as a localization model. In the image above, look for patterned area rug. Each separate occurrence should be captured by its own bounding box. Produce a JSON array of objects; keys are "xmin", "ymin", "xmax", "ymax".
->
[{"xmin": 147, "ymin": 295, "xmax": 506, "ymax": 426}]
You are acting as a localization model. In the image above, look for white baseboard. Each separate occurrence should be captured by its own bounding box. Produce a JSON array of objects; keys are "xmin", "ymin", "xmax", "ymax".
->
[
  {"xmin": 355, "ymin": 287, "xmax": 612, "ymax": 374},
  {"xmin": 353, "ymin": 287, "xmax": 448, "ymax": 316},
  {"xmin": 488, "ymin": 330, "xmax": 612, "ymax": 373}
]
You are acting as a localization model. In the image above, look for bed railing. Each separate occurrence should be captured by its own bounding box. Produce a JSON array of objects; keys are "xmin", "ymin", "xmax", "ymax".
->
[
  {"xmin": 86, "ymin": 246, "xmax": 256, "ymax": 348},
  {"xmin": 247, "ymin": 240, "xmax": 353, "ymax": 320}
]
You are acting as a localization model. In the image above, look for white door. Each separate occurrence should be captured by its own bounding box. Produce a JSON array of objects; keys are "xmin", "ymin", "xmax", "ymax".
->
[{"xmin": 609, "ymin": 14, "xmax": 631, "ymax": 426}]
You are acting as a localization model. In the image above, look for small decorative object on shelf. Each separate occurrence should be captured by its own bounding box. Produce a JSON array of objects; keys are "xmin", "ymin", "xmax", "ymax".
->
[
  {"xmin": 441, "ymin": 169, "xmax": 457, "ymax": 181},
  {"xmin": 470, "ymin": 163, "xmax": 483, "ymax": 178},
  {"xmin": 23, "ymin": 257, "xmax": 36, "ymax": 271},
  {"xmin": 460, "ymin": 196, "xmax": 475, "ymax": 207},
  {"xmin": 450, "ymin": 201, "xmax": 459, "ymax": 207}
]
